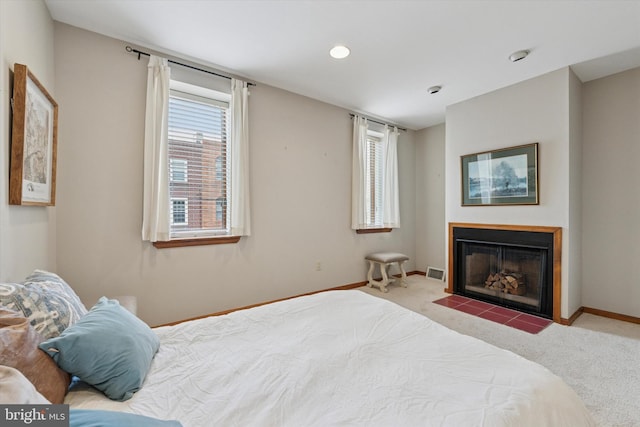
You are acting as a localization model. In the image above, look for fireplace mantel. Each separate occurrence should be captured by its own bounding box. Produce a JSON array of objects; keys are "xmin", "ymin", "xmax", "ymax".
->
[{"xmin": 448, "ymin": 223, "xmax": 562, "ymax": 323}]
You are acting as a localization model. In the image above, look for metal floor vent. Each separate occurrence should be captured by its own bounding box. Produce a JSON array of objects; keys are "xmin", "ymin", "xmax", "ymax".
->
[{"xmin": 426, "ymin": 266, "xmax": 446, "ymax": 282}]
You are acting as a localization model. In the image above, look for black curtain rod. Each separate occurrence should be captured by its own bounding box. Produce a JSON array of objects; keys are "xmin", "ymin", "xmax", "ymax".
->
[
  {"xmin": 125, "ymin": 46, "xmax": 255, "ymax": 86},
  {"xmin": 349, "ymin": 113, "xmax": 406, "ymax": 132}
]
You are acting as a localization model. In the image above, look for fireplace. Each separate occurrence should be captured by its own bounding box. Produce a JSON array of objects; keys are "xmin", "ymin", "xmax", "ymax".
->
[{"xmin": 448, "ymin": 223, "xmax": 562, "ymax": 321}]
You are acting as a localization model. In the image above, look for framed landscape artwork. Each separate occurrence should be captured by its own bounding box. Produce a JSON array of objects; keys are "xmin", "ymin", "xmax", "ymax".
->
[
  {"xmin": 9, "ymin": 63, "xmax": 58, "ymax": 206},
  {"xmin": 461, "ymin": 143, "xmax": 538, "ymax": 206}
]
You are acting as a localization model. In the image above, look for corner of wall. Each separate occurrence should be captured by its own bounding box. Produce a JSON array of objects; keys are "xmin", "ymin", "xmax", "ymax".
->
[
  {"xmin": 567, "ymin": 68, "xmax": 583, "ymax": 316},
  {"xmin": 414, "ymin": 123, "xmax": 446, "ymax": 273}
]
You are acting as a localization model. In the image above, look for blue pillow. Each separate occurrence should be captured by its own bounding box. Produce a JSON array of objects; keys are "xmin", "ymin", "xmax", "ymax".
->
[
  {"xmin": 39, "ymin": 297, "xmax": 160, "ymax": 401},
  {"xmin": 70, "ymin": 409, "xmax": 182, "ymax": 427}
]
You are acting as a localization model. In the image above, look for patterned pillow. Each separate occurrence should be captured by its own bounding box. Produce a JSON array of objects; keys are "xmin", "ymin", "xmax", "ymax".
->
[{"xmin": 0, "ymin": 270, "xmax": 88, "ymax": 339}]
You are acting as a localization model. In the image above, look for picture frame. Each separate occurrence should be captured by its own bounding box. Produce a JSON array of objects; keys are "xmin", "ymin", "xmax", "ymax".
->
[
  {"xmin": 461, "ymin": 143, "xmax": 538, "ymax": 206},
  {"xmin": 9, "ymin": 63, "xmax": 58, "ymax": 206}
]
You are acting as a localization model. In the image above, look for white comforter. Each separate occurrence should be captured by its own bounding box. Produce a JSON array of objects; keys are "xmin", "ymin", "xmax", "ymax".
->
[{"xmin": 66, "ymin": 290, "xmax": 595, "ymax": 426}]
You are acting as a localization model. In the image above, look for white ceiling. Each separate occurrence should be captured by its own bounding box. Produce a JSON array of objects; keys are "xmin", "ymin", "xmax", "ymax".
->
[{"xmin": 45, "ymin": 0, "xmax": 640, "ymax": 130}]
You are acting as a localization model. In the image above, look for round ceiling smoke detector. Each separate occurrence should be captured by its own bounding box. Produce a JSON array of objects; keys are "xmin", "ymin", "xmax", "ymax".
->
[
  {"xmin": 427, "ymin": 85, "xmax": 442, "ymax": 94},
  {"xmin": 329, "ymin": 45, "xmax": 350, "ymax": 59},
  {"xmin": 509, "ymin": 49, "xmax": 530, "ymax": 62}
]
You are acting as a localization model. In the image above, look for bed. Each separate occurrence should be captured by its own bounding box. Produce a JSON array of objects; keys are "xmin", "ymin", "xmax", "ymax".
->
[
  {"xmin": 0, "ymin": 271, "xmax": 594, "ymax": 426},
  {"xmin": 58, "ymin": 289, "xmax": 594, "ymax": 426}
]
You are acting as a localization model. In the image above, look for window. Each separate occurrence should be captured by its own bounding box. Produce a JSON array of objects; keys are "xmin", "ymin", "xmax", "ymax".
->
[
  {"xmin": 142, "ymin": 57, "xmax": 250, "ymax": 246},
  {"xmin": 169, "ymin": 158, "xmax": 187, "ymax": 182},
  {"xmin": 365, "ymin": 131, "xmax": 384, "ymax": 227},
  {"xmin": 171, "ymin": 198, "xmax": 188, "ymax": 225},
  {"xmin": 216, "ymin": 197, "xmax": 225, "ymax": 221},
  {"xmin": 351, "ymin": 116, "xmax": 400, "ymax": 232},
  {"xmin": 215, "ymin": 156, "xmax": 224, "ymax": 181},
  {"xmin": 167, "ymin": 82, "xmax": 230, "ymax": 238}
]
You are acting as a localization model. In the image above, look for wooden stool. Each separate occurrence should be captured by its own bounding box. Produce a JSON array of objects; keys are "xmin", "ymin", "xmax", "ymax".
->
[{"xmin": 365, "ymin": 252, "xmax": 409, "ymax": 293}]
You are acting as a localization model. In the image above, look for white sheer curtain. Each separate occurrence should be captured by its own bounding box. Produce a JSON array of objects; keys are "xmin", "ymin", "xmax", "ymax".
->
[
  {"xmin": 230, "ymin": 78, "xmax": 251, "ymax": 236},
  {"xmin": 351, "ymin": 115, "xmax": 369, "ymax": 229},
  {"xmin": 141, "ymin": 55, "xmax": 171, "ymax": 242},
  {"xmin": 382, "ymin": 125, "xmax": 400, "ymax": 228}
]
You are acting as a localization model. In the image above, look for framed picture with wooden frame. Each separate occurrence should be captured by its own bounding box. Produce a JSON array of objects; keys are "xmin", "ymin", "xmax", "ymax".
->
[
  {"xmin": 461, "ymin": 142, "xmax": 538, "ymax": 206},
  {"xmin": 10, "ymin": 63, "xmax": 58, "ymax": 206}
]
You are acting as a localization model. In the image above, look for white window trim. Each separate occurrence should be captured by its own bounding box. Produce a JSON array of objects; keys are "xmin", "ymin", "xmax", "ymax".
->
[{"xmin": 170, "ymin": 80, "xmax": 230, "ymax": 104}]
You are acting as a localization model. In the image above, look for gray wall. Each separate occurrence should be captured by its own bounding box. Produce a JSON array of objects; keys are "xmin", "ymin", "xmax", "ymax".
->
[
  {"xmin": 582, "ymin": 67, "xmax": 640, "ymax": 317},
  {"xmin": 415, "ymin": 124, "xmax": 446, "ymax": 275},
  {"xmin": 0, "ymin": 0, "xmax": 57, "ymax": 281},
  {"xmin": 53, "ymin": 23, "xmax": 416, "ymax": 325}
]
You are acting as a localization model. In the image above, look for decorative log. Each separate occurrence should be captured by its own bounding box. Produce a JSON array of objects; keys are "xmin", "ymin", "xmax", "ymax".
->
[
  {"xmin": 509, "ymin": 285, "xmax": 526, "ymax": 296},
  {"xmin": 484, "ymin": 271, "xmax": 526, "ymax": 295}
]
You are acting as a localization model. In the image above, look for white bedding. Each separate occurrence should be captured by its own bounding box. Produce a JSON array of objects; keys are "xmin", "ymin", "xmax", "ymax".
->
[{"xmin": 65, "ymin": 290, "xmax": 595, "ymax": 426}]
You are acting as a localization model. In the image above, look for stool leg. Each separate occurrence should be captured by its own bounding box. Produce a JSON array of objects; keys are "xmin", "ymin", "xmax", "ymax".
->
[
  {"xmin": 385, "ymin": 263, "xmax": 396, "ymax": 284},
  {"xmin": 398, "ymin": 260, "xmax": 408, "ymax": 287},
  {"xmin": 379, "ymin": 262, "xmax": 389, "ymax": 293},
  {"xmin": 366, "ymin": 260, "xmax": 375, "ymax": 288}
]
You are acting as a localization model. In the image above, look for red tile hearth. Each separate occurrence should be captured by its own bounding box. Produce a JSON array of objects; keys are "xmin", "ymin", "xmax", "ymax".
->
[{"xmin": 433, "ymin": 295, "xmax": 552, "ymax": 334}]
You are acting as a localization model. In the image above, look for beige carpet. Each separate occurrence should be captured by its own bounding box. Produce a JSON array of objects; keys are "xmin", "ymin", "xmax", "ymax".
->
[{"xmin": 359, "ymin": 275, "xmax": 640, "ymax": 427}]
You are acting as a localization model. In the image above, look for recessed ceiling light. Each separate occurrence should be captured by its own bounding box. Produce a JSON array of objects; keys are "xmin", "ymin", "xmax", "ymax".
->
[
  {"xmin": 427, "ymin": 85, "xmax": 442, "ymax": 94},
  {"xmin": 509, "ymin": 49, "xmax": 530, "ymax": 62},
  {"xmin": 330, "ymin": 45, "xmax": 350, "ymax": 59}
]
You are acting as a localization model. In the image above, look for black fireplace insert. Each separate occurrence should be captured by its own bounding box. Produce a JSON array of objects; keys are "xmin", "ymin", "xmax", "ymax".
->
[{"xmin": 452, "ymin": 227, "xmax": 554, "ymax": 318}]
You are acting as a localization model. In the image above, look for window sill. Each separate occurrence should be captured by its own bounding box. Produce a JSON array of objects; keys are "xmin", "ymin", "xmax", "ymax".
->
[
  {"xmin": 356, "ymin": 228, "xmax": 393, "ymax": 234},
  {"xmin": 153, "ymin": 236, "xmax": 241, "ymax": 248}
]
